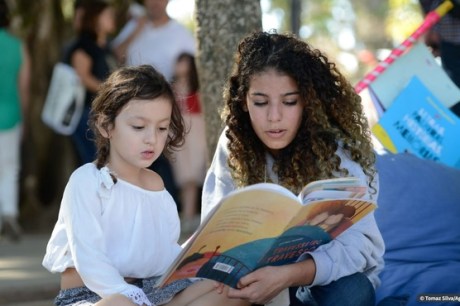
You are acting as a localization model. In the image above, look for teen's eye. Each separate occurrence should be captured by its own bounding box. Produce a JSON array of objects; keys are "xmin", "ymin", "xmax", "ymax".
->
[
  {"xmin": 132, "ymin": 125, "xmax": 144, "ymax": 130},
  {"xmin": 284, "ymin": 100, "xmax": 298, "ymax": 106},
  {"xmin": 253, "ymin": 100, "xmax": 268, "ymax": 106},
  {"xmin": 158, "ymin": 126, "xmax": 169, "ymax": 132}
]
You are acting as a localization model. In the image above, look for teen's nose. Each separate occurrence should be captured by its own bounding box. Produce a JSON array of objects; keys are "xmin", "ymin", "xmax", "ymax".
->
[{"xmin": 268, "ymin": 103, "xmax": 282, "ymax": 122}]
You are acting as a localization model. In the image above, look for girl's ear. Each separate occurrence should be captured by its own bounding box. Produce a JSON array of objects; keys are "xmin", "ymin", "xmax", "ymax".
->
[{"xmin": 96, "ymin": 115, "xmax": 111, "ymax": 139}]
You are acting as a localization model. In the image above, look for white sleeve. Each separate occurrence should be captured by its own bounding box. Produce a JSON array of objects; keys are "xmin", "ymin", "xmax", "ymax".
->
[
  {"xmin": 307, "ymin": 213, "xmax": 384, "ymax": 288},
  {"xmin": 62, "ymin": 169, "xmax": 151, "ymax": 306},
  {"xmin": 201, "ymin": 129, "xmax": 235, "ymax": 221}
]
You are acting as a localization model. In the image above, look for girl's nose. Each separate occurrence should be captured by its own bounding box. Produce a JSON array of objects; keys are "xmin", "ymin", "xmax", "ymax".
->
[
  {"xmin": 144, "ymin": 128, "xmax": 156, "ymax": 144},
  {"xmin": 268, "ymin": 103, "xmax": 282, "ymax": 122}
]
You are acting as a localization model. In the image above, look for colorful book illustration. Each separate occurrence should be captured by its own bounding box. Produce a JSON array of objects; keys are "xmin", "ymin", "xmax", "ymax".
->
[
  {"xmin": 156, "ymin": 177, "xmax": 376, "ymax": 289},
  {"xmin": 372, "ymin": 76, "xmax": 460, "ymax": 169}
]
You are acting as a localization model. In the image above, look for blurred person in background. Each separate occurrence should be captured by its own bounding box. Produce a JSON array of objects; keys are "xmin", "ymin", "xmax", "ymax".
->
[
  {"xmin": 64, "ymin": 0, "xmax": 117, "ymax": 166},
  {"xmin": 112, "ymin": 0, "xmax": 196, "ymax": 207},
  {"xmin": 112, "ymin": 0, "xmax": 195, "ymax": 81},
  {"xmin": 171, "ymin": 53, "xmax": 207, "ymax": 234},
  {"xmin": 419, "ymin": 0, "xmax": 460, "ymax": 116},
  {"xmin": 0, "ymin": 0, "xmax": 31, "ymax": 241}
]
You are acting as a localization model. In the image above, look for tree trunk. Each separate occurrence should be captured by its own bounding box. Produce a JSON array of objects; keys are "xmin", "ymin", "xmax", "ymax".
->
[{"xmin": 195, "ymin": 0, "xmax": 262, "ymax": 163}]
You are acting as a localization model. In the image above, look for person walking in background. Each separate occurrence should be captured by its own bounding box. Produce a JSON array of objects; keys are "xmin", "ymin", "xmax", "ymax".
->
[
  {"xmin": 0, "ymin": 0, "xmax": 31, "ymax": 242},
  {"xmin": 64, "ymin": 0, "xmax": 117, "ymax": 166},
  {"xmin": 201, "ymin": 31, "xmax": 384, "ymax": 306},
  {"xmin": 111, "ymin": 0, "xmax": 196, "ymax": 208},
  {"xmin": 419, "ymin": 0, "xmax": 460, "ymax": 116},
  {"xmin": 42, "ymin": 65, "xmax": 252, "ymax": 306},
  {"xmin": 171, "ymin": 53, "xmax": 207, "ymax": 234},
  {"xmin": 112, "ymin": 0, "xmax": 195, "ymax": 81}
]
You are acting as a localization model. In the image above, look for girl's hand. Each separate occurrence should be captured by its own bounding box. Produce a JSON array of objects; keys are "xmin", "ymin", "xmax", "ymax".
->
[
  {"xmin": 214, "ymin": 280, "xmax": 225, "ymax": 294},
  {"xmin": 226, "ymin": 266, "xmax": 290, "ymax": 305}
]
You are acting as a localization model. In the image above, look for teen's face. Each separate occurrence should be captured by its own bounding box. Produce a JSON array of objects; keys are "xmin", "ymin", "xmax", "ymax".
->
[
  {"xmin": 245, "ymin": 69, "xmax": 303, "ymax": 154},
  {"xmin": 107, "ymin": 96, "xmax": 172, "ymax": 172}
]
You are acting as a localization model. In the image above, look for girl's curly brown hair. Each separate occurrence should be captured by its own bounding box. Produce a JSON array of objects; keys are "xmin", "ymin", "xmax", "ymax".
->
[
  {"xmin": 221, "ymin": 31, "xmax": 376, "ymax": 195},
  {"xmin": 89, "ymin": 65, "xmax": 185, "ymax": 170}
]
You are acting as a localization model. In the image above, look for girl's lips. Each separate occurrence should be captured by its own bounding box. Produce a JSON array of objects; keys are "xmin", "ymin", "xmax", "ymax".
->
[
  {"xmin": 141, "ymin": 150, "xmax": 155, "ymax": 159},
  {"xmin": 266, "ymin": 129, "xmax": 286, "ymax": 138}
]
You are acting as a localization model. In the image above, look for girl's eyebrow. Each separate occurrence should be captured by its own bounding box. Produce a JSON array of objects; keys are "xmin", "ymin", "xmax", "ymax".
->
[
  {"xmin": 250, "ymin": 91, "xmax": 300, "ymax": 97},
  {"xmin": 129, "ymin": 115, "xmax": 171, "ymax": 123}
]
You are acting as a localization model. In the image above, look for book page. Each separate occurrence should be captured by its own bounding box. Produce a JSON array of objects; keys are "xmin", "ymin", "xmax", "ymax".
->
[
  {"xmin": 158, "ymin": 181, "xmax": 376, "ymax": 288},
  {"xmin": 299, "ymin": 177, "xmax": 367, "ymax": 204},
  {"xmin": 257, "ymin": 198, "xmax": 376, "ymax": 268},
  {"xmin": 158, "ymin": 184, "xmax": 302, "ymax": 288}
]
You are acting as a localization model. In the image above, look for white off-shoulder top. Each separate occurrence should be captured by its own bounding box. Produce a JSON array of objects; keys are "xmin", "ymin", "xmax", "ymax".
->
[{"xmin": 42, "ymin": 163, "xmax": 182, "ymax": 305}]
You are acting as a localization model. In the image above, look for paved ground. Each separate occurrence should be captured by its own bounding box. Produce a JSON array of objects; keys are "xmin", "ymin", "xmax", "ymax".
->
[
  {"xmin": 0, "ymin": 229, "xmax": 194, "ymax": 306},
  {"xmin": 0, "ymin": 233, "xmax": 58, "ymax": 306}
]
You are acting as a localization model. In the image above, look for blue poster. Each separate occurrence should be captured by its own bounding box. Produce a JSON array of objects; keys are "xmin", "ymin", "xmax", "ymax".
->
[{"xmin": 372, "ymin": 76, "xmax": 460, "ymax": 169}]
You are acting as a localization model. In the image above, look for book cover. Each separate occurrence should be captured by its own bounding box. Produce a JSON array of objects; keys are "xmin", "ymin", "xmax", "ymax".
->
[
  {"xmin": 157, "ymin": 177, "xmax": 376, "ymax": 288},
  {"xmin": 372, "ymin": 76, "xmax": 460, "ymax": 169},
  {"xmin": 369, "ymin": 42, "xmax": 460, "ymax": 110}
]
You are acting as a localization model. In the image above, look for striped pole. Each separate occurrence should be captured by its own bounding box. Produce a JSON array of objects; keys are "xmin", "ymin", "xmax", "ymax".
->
[{"xmin": 354, "ymin": 0, "xmax": 454, "ymax": 94}]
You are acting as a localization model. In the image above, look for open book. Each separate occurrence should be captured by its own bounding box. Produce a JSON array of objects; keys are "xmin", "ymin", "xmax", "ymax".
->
[{"xmin": 157, "ymin": 177, "xmax": 376, "ymax": 289}]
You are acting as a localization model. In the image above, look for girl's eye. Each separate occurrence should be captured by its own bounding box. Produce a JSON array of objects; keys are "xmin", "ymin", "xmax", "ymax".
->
[
  {"xmin": 284, "ymin": 100, "xmax": 298, "ymax": 106},
  {"xmin": 159, "ymin": 126, "xmax": 169, "ymax": 132},
  {"xmin": 253, "ymin": 101, "xmax": 268, "ymax": 106},
  {"xmin": 132, "ymin": 125, "xmax": 144, "ymax": 130}
]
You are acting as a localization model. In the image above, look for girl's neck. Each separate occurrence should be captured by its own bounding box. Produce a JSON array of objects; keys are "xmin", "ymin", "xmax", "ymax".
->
[{"xmin": 106, "ymin": 163, "xmax": 141, "ymax": 184}]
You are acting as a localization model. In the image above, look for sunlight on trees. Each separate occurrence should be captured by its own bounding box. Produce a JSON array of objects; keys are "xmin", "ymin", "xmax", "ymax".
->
[{"xmin": 386, "ymin": 0, "xmax": 424, "ymax": 45}]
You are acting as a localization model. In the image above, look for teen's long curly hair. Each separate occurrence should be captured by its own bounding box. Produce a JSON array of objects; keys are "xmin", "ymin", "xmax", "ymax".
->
[
  {"xmin": 221, "ymin": 31, "xmax": 376, "ymax": 195},
  {"xmin": 89, "ymin": 65, "xmax": 185, "ymax": 171}
]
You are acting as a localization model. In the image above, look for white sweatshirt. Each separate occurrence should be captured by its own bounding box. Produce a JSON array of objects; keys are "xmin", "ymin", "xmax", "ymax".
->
[{"xmin": 201, "ymin": 130, "xmax": 385, "ymax": 289}]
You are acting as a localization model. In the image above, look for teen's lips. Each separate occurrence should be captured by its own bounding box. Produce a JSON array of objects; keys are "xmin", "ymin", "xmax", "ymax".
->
[
  {"xmin": 141, "ymin": 150, "xmax": 155, "ymax": 159},
  {"xmin": 266, "ymin": 129, "xmax": 286, "ymax": 138}
]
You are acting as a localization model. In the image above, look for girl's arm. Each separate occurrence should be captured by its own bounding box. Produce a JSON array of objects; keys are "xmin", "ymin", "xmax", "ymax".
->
[
  {"xmin": 71, "ymin": 50, "xmax": 101, "ymax": 93},
  {"xmin": 111, "ymin": 18, "xmax": 146, "ymax": 65}
]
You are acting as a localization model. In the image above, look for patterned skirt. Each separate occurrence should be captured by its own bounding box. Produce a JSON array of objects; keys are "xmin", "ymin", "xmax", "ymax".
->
[{"xmin": 54, "ymin": 276, "xmax": 195, "ymax": 306}]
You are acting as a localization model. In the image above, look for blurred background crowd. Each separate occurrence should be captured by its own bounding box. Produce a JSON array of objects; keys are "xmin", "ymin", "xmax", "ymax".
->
[{"xmin": 0, "ymin": 0, "xmax": 457, "ymax": 242}]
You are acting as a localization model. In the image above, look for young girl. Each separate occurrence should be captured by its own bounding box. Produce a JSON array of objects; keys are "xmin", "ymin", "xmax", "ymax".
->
[
  {"xmin": 202, "ymin": 31, "xmax": 385, "ymax": 306},
  {"xmin": 42, "ymin": 65, "xmax": 251, "ymax": 306},
  {"xmin": 171, "ymin": 52, "xmax": 207, "ymax": 234}
]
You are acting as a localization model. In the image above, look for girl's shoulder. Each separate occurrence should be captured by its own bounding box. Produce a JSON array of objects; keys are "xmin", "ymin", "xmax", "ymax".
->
[
  {"xmin": 139, "ymin": 168, "xmax": 165, "ymax": 192},
  {"xmin": 69, "ymin": 163, "xmax": 100, "ymax": 185}
]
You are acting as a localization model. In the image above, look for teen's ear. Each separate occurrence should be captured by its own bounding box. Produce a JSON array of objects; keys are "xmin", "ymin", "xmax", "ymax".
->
[{"xmin": 96, "ymin": 115, "xmax": 111, "ymax": 138}]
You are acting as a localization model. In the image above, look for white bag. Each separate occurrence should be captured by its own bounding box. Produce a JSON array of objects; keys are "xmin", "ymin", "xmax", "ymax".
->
[{"xmin": 41, "ymin": 63, "xmax": 85, "ymax": 135}]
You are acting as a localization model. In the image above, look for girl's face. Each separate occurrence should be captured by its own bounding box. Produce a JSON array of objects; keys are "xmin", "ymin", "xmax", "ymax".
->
[
  {"xmin": 104, "ymin": 96, "xmax": 172, "ymax": 174},
  {"xmin": 245, "ymin": 69, "xmax": 303, "ymax": 155},
  {"xmin": 98, "ymin": 7, "xmax": 116, "ymax": 35},
  {"xmin": 174, "ymin": 57, "xmax": 190, "ymax": 79}
]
